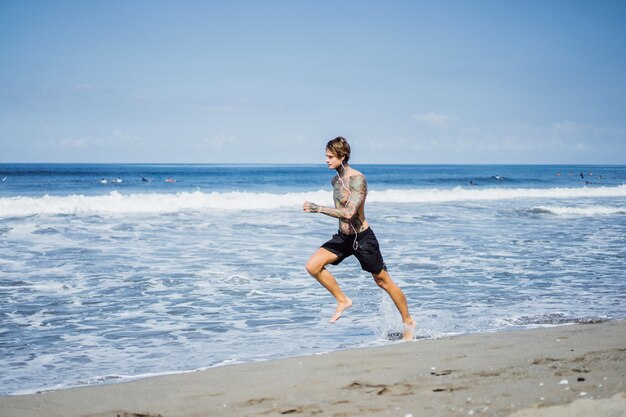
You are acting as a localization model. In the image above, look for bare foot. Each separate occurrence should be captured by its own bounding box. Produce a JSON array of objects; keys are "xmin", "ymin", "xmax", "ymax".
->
[
  {"xmin": 329, "ymin": 298, "xmax": 352, "ymax": 322},
  {"xmin": 402, "ymin": 318, "xmax": 416, "ymax": 341}
]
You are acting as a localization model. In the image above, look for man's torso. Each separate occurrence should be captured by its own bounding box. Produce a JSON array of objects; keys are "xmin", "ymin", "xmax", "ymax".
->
[{"xmin": 331, "ymin": 170, "xmax": 369, "ymax": 235}]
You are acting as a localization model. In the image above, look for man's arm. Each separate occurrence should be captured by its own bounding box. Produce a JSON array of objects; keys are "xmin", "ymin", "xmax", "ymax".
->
[{"xmin": 303, "ymin": 175, "xmax": 366, "ymax": 220}]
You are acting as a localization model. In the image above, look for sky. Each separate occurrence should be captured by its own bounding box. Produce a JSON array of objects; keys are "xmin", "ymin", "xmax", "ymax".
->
[{"xmin": 0, "ymin": 0, "xmax": 625, "ymax": 164}]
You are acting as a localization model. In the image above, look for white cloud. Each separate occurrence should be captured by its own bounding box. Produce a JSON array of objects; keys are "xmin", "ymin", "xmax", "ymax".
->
[
  {"xmin": 551, "ymin": 120, "xmax": 626, "ymax": 137},
  {"xmin": 58, "ymin": 138, "xmax": 87, "ymax": 148},
  {"xmin": 109, "ymin": 129, "xmax": 142, "ymax": 143},
  {"xmin": 36, "ymin": 137, "xmax": 87, "ymax": 149},
  {"xmin": 36, "ymin": 130, "xmax": 142, "ymax": 150},
  {"xmin": 411, "ymin": 112, "xmax": 456, "ymax": 128},
  {"xmin": 500, "ymin": 135, "xmax": 540, "ymax": 152},
  {"xmin": 198, "ymin": 131, "xmax": 238, "ymax": 151},
  {"xmin": 360, "ymin": 134, "xmax": 444, "ymax": 152},
  {"xmin": 74, "ymin": 83, "xmax": 94, "ymax": 91},
  {"xmin": 359, "ymin": 118, "xmax": 626, "ymax": 163}
]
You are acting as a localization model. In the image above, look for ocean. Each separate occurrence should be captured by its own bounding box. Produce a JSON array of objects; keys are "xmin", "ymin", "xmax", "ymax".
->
[{"xmin": 0, "ymin": 164, "xmax": 625, "ymax": 396}]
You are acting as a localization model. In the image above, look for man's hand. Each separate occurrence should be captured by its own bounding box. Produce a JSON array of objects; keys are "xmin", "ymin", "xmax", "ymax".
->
[{"xmin": 303, "ymin": 200, "xmax": 320, "ymax": 213}]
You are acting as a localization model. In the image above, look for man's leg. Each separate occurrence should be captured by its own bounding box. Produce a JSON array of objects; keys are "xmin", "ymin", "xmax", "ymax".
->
[
  {"xmin": 306, "ymin": 248, "xmax": 352, "ymax": 322},
  {"xmin": 371, "ymin": 269, "xmax": 416, "ymax": 340}
]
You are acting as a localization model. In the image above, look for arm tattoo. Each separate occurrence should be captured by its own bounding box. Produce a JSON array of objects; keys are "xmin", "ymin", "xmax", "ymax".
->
[{"xmin": 309, "ymin": 202, "xmax": 320, "ymax": 212}]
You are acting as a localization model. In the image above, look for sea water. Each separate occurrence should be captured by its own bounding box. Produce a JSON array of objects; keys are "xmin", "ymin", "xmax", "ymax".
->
[{"xmin": 0, "ymin": 164, "xmax": 625, "ymax": 395}]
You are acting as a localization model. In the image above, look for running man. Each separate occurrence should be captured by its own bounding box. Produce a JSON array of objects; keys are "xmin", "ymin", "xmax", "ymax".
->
[{"xmin": 303, "ymin": 137, "xmax": 416, "ymax": 340}]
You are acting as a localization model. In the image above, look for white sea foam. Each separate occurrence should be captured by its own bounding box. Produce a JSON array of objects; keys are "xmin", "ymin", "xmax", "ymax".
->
[
  {"xmin": 529, "ymin": 205, "xmax": 626, "ymax": 216},
  {"xmin": 0, "ymin": 190, "xmax": 330, "ymax": 217},
  {"xmin": 1, "ymin": 185, "xmax": 625, "ymax": 217},
  {"xmin": 368, "ymin": 184, "xmax": 626, "ymax": 203}
]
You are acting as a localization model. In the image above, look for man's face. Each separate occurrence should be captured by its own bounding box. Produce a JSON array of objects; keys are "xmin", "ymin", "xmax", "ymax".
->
[{"xmin": 325, "ymin": 151, "xmax": 343, "ymax": 170}]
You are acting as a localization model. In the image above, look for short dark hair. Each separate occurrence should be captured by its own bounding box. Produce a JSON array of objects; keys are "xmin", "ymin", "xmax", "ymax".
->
[{"xmin": 326, "ymin": 136, "xmax": 351, "ymax": 163}]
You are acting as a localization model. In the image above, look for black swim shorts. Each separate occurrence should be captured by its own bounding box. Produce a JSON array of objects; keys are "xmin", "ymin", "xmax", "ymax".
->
[{"xmin": 321, "ymin": 228, "xmax": 387, "ymax": 274}]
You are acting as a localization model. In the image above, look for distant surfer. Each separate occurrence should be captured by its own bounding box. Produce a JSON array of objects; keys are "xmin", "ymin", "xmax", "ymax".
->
[
  {"xmin": 100, "ymin": 178, "xmax": 108, "ymax": 184},
  {"xmin": 165, "ymin": 178, "xmax": 176, "ymax": 183},
  {"xmin": 303, "ymin": 137, "xmax": 416, "ymax": 340}
]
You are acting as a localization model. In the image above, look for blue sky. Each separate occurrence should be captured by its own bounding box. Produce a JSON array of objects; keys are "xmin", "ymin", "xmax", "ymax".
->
[{"xmin": 1, "ymin": 0, "xmax": 625, "ymax": 164}]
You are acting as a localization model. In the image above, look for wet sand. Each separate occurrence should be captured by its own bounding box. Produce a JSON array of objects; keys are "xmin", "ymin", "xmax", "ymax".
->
[{"xmin": 1, "ymin": 319, "xmax": 624, "ymax": 417}]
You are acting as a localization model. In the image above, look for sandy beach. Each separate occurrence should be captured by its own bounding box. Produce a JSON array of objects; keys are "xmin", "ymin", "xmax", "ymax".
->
[{"xmin": 1, "ymin": 319, "xmax": 624, "ymax": 417}]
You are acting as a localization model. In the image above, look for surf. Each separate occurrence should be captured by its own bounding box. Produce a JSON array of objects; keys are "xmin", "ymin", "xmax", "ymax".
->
[
  {"xmin": 522, "ymin": 205, "xmax": 626, "ymax": 216},
  {"xmin": 0, "ymin": 185, "xmax": 625, "ymax": 218}
]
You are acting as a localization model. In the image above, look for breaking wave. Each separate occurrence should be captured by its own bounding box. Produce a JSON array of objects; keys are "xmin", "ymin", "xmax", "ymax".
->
[
  {"xmin": 523, "ymin": 205, "xmax": 626, "ymax": 216},
  {"xmin": 1, "ymin": 185, "xmax": 625, "ymax": 217}
]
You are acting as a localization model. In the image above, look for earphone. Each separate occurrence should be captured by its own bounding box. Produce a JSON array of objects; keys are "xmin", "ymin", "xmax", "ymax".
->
[{"xmin": 338, "ymin": 162, "xmax": 359, "ymax": 250}]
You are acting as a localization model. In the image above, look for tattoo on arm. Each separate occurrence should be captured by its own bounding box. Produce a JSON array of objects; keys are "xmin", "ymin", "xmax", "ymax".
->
[{"xmin": 309, "ymin": 202, "xmax": 320, "ymax": 212}]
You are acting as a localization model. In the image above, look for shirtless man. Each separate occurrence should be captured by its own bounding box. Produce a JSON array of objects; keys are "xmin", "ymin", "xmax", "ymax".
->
[{"xmin": 303, "ymin": 137, "xmax": 416, "ymax": 340}]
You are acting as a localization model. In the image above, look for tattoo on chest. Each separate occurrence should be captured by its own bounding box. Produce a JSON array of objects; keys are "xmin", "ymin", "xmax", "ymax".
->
[{"xmin": 332, "ymin": 175, "xmax": 367, "ymax": 233}]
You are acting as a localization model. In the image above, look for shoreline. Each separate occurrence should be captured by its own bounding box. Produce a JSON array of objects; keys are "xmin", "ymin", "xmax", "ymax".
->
[
  {"xmin": 1, "ymin": 320, "xmax": 624, "ymax": 417},
  {"xmin": 2, "ymin": 319, "xmax": 612, "ymax": 398}
]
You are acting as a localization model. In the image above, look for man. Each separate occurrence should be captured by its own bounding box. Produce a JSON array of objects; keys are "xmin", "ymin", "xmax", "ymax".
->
[{"xmin": 303, "ymin": 137, "xmax": 416, "ymax": 340}]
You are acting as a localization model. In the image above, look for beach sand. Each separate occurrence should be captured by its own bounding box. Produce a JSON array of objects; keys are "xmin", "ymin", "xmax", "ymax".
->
[{"xmin": 1, "ymin": 319, "xmax": 624, "ymax": 417}]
